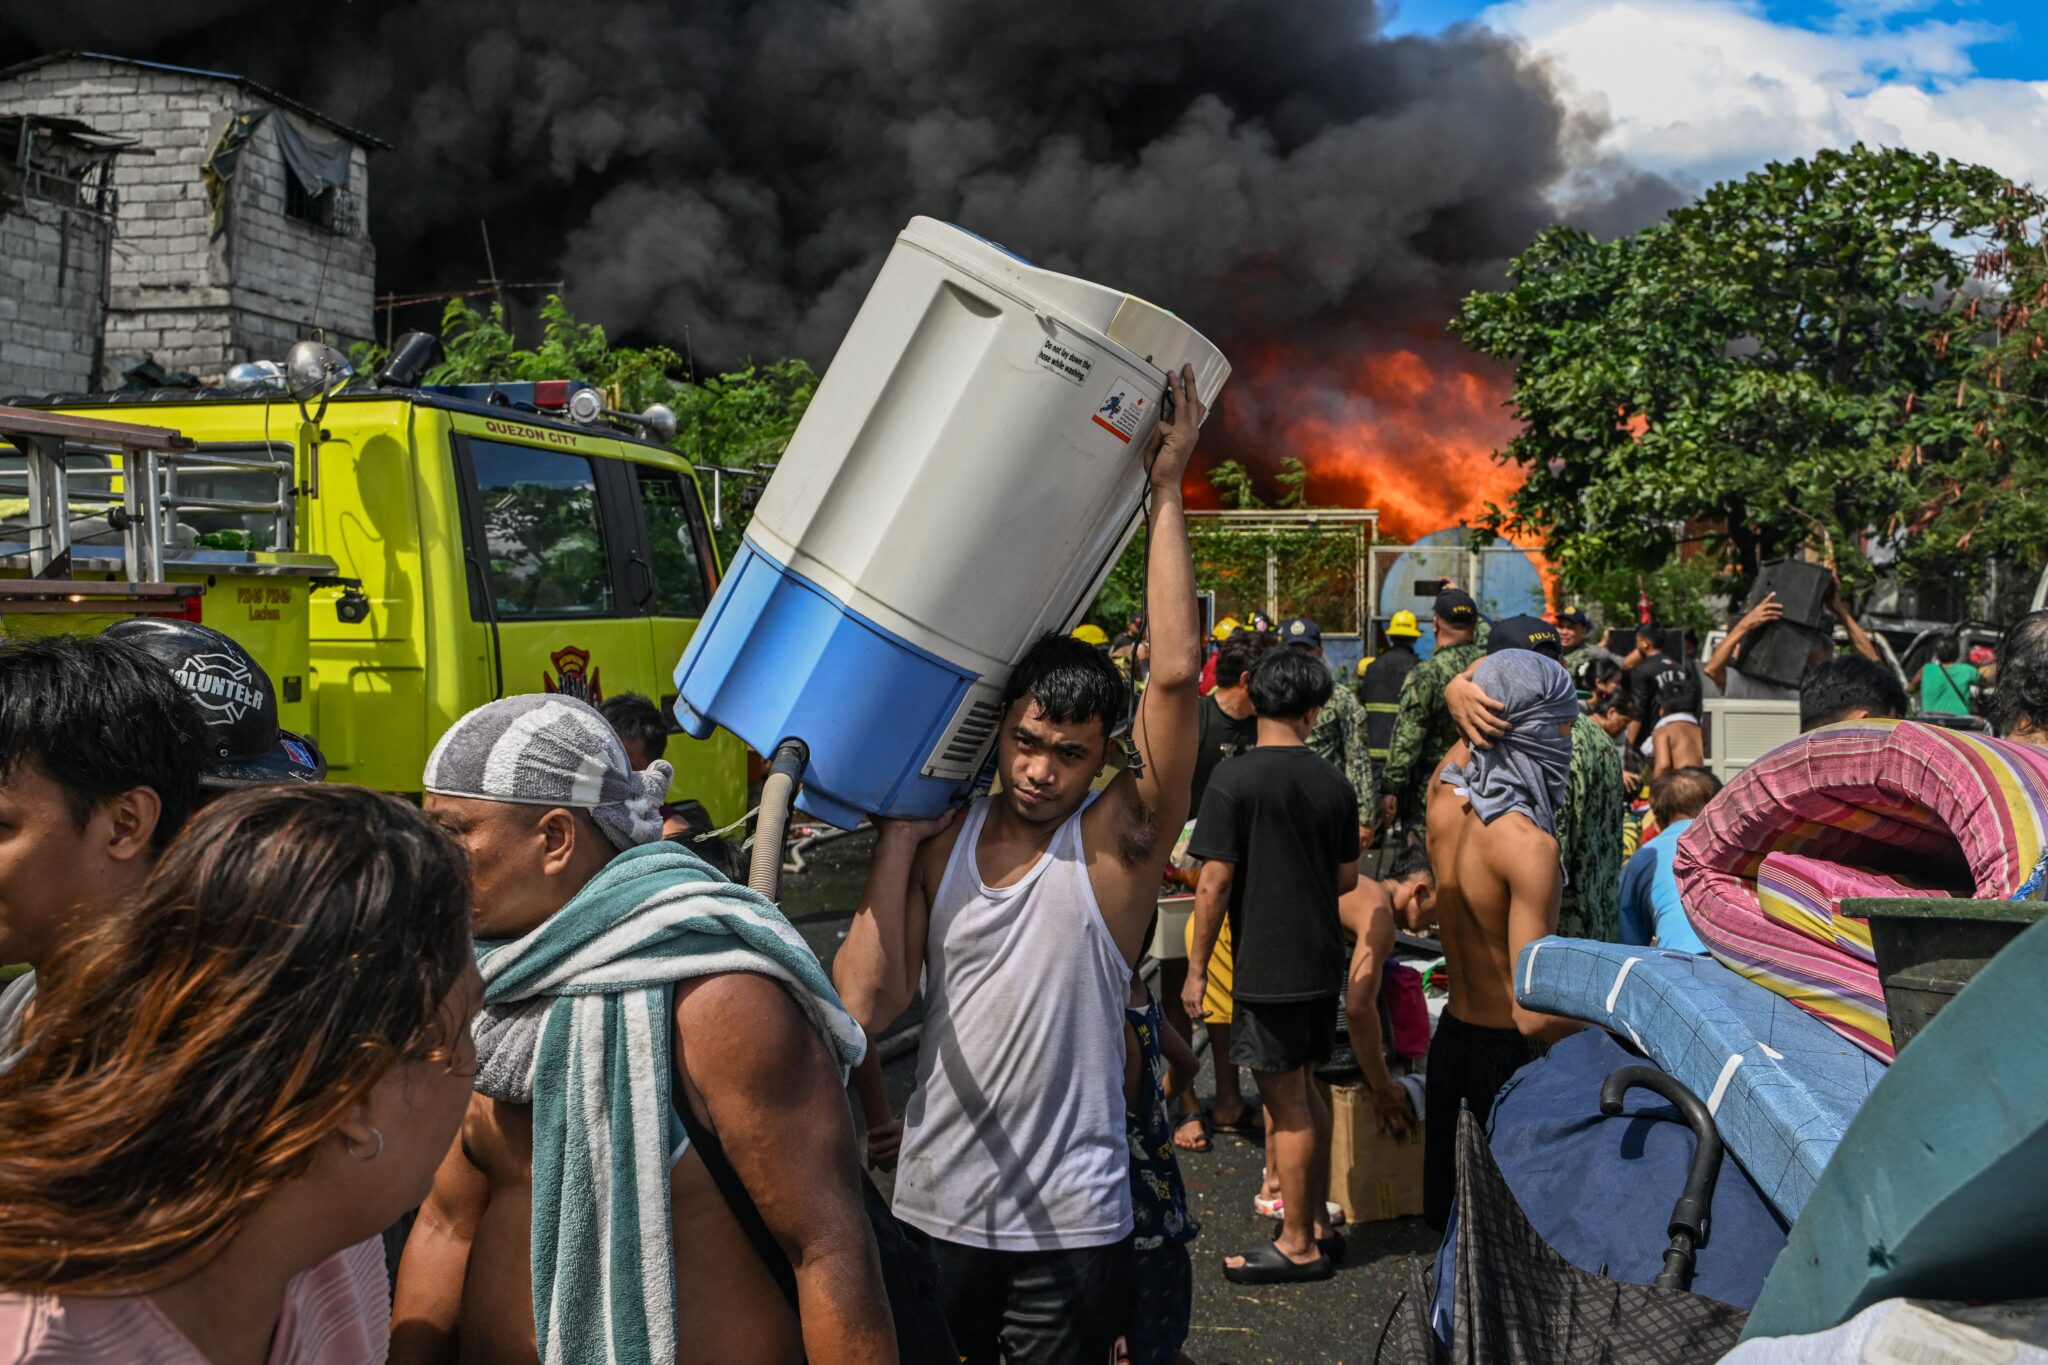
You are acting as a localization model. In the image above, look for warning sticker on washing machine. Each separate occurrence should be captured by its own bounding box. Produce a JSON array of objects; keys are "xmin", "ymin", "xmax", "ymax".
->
[
  {"xmin": 1036, "ymin": 337, "xmax": 1094, "ymax": 386},
  {"xmin": 1092, "ymin": 376, "xmax": 1151, "ymax": 444}
]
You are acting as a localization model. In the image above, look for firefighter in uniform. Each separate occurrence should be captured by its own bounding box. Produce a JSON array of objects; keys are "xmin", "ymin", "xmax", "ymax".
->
[
  {"xmin": 1379, "ymin": 590, "xmax": 1486, "ymax": 839},
  {"xmin": 1361, "ymin": 610, "xmax": 1423, "ymax": 795}
]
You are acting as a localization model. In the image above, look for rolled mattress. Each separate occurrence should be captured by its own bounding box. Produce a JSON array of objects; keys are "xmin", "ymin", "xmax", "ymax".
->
[{"xmin": 1673, "ymin": 719, "xmax": 2048, "ymax": 1059}]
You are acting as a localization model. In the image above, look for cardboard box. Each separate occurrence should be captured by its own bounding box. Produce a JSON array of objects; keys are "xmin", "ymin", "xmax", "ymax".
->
[{"xmin": 1323, "ymin": 1082, "xmax": 1426, "ymax": 1224}]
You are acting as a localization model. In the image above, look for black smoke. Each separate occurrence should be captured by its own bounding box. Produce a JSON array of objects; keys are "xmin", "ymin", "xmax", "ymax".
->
[
  {"xmin": 5, "ymin": 2, "xmax": 1680, "ymax": 517},
  {"xmin": 2, "ymin": 1, "xmax": 1677, "ymax": 364}
]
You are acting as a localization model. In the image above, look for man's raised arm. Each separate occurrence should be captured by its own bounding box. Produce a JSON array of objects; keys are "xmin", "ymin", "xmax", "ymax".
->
[{"xmin": 1127, "ymin": 364, "xmax": 1206, "ymax": 840}]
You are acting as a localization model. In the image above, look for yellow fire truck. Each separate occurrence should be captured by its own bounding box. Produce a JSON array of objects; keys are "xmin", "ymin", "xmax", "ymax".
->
[{"xmin": 0, "ymin": 359, "xmax": 746, "ymax": 823}]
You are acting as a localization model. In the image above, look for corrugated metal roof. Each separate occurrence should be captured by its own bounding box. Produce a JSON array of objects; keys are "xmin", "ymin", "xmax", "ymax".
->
[{"xmin": 0, "ymin": 51, "xmax": 391, "ymax": 149}]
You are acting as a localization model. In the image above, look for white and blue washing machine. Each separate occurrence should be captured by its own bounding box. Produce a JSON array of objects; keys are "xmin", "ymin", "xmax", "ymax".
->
[{"xmin": 673, "ymin": 217, "xmax": 1230, "ymax": 828}]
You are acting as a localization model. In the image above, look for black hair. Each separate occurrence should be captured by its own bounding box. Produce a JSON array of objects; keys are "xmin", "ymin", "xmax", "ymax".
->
[
  {"xmin": 1636, "ymin": 620, "xmax": 1662, "ymax": 641},
  {"xmin": 598, "ymin": 691, "xmax": 669, "ymax": 763},
  {"xmin": 1387, "ymin": 841, "xmax": 1434, "ymax": 884},
  {"xmin": 1247, "ymin": 648, "xmax": 1333, "ymax": 719},
  {"xmin": 1002, "ymin": 631, "xmax": 1128, "ymax": 733},
  {"xmin": 1799, "ymin": 655, "xmax": 1908, "ymax": 731},
  {"xmin": 1214, "ymin": 630, "xmax": 1280, "ymax": 690},
  {"xmin": 1212, "ymin": 634, "xmax": 1277, "ymax": 695},
  {"xmin": 1656, "ymin": 674, "xmax": 1698, "ymax": 717},
  {"xmin": 1992, "ymin": 611, "xmax": 2048, "ymax": 737},
  {"xmin": 1933, "ymin": 633, "xmax": 1960, "ymax": 665},
  {"xmin": 1650, "ymin": 766, "xmax": 1721, "ymax": 827},
  {"xmin": 0, "ymin": 635, "xmax": 208, "ymax": 851},
  {"xmin": 1578, "ymin": 656, "xmax": 1623, "ymax": 691}
]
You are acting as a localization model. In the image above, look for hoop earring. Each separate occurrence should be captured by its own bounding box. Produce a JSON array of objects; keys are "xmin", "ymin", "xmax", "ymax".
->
[{"xmin": 345, "ymin": 1127, "xmax": 384, "ymax": 1163}]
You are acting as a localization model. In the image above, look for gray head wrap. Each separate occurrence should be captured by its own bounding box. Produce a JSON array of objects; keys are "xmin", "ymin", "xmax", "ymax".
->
[
  {"xmin": 1440, "ymin": 650, "xmax": 1578, "ymax": 838},
  {"xmin": 422, "ymin": 694, "xmax": 673, "ymax": 850}
]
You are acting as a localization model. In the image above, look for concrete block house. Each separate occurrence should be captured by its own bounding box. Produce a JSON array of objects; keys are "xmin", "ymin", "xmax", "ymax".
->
[{"xmin": 0, "ymin": 52, "xmax": 384, "ymax": 390}]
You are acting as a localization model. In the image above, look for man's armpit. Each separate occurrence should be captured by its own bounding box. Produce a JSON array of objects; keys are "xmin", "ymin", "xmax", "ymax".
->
[{"xmin": 1117, "ymin": 796, "xmax": 1158, "ymax": 868}]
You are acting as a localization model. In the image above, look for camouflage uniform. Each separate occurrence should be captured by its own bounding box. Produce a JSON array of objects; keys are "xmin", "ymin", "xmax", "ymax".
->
[
  {"xmin": 1555, "ymin": 712, "xmax": 1625, "ymax": 941},
  {"xmin": 1308, "ymin": 676, "xmax": 1376, "ymax": 814},
  {"xmin": 1382, "ymin": 639, "xmax": 1487, "ymax": 820}
]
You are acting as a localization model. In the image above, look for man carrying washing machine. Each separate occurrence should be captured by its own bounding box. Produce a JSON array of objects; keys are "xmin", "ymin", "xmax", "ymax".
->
[{"xmin": 837, "ymin": 365, "xmax": 1209, "ymax": 1365}]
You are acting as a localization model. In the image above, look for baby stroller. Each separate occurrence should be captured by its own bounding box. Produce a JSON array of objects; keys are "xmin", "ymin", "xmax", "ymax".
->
[{"xmin": 1381, "ymin": 1031, "xmax": 1770, "ymax": 1364}]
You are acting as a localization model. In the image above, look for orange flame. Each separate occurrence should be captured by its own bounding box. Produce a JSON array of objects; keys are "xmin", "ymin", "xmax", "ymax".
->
[{"xmin": 1191, "ymin": 343, "xmax": 1526, "ymax": 544}]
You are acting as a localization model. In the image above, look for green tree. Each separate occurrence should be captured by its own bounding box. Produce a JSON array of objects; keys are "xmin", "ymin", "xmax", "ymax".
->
[
  {"xmin": 1456, "ymin": 145, "xmax": 2045, "ymax": 608},
  {"xmin": 365, "ymin": 296, "xmax": 817, "ymax": 562}
]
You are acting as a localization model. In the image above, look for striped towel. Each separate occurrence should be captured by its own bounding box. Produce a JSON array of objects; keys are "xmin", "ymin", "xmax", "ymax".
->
[
  {"xmin": 473, "ymin": 840, "xmax": 868, "ymax": 1365},
  {"xmin": 1675, "ymin": 719, "xmax": 2048, "ymax": 1060}
]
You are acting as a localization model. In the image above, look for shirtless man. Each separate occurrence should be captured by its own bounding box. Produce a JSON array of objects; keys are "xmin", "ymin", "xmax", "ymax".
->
[
  {"xmin": 1421, "ymin": 649, "xmax": 1584, "ymax": 1230},
  {"xmin": 393, "ymin": 696, "xmax": 889, "ymax": 1365},
  {"xmin": 836, "ymin": 365, "xmax": 1207, "ymax": 1364},
  {"xmin": 1337, "ymin": 852, "xmax": 1431, "ymax": 1138},
  {"xmin": 1649, "ymin": 675, "xmax": 1705, "ymax": 778}
]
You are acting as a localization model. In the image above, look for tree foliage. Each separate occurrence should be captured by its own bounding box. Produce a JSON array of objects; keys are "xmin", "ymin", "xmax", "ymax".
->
[
  {"xmin": 361, "ymin": 297, "xmax": 816, "ymax": 562},
  {"xmin": 1456, "ymin": 145, "xmax": 2047, "ymax": 611}
]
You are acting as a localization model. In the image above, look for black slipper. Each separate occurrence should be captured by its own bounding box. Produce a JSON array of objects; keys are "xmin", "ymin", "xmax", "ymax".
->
[
  {"xmin": 1171, "ymin": 1109, "xmax": 1213, "ymax": 1153},
  {"xmin": 1209, "ymin": 1108, "xmax": 1265, "ymax": 1141},
  {"xmin": 1318, "ymin": 1230, "xmax": 1347, "ymax": 1265},
  {"xmin": 1222, "ymin": 1241, "xmax": 1333, "ymax": 1285}
]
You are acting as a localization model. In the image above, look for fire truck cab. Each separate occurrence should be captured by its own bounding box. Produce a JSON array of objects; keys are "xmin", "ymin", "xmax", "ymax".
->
[{"xmin": 0, "ymin": 379, "xmax": 746, "ymax": 824}]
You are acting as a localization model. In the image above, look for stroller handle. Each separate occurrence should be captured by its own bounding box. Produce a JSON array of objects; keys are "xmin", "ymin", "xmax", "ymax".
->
[{"xmin": 1600, "ymin": 1063, "xmax": 1725, "ymax": 1290}]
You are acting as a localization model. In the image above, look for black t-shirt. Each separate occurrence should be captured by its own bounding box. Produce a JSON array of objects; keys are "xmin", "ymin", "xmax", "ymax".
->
[
  {"xmin": 1190, "ymin": 694, "xmax": 1257, "ymax": 818},
  {"xmin": 1187, "ymin": 745, "xmax": 1361, "ymax": 1004},
  {"xmin": 1626, "ymin": 653, "xmax": 1699, "ymax": 723}
]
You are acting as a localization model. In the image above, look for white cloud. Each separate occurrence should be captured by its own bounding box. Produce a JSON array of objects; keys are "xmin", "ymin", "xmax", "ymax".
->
[{"xmin": 1481, "ymin": 0, "xmax": 2048, "ymax": 191}]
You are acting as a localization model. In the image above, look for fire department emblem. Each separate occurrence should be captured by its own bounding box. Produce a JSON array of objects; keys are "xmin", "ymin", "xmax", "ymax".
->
[
  {"xmin": 542, "ymin": 645, "xmax": 603, "ymax": 703},
  {"xmin": 172, "ymin": 651, "xmax": 267, "ymax": 724}
]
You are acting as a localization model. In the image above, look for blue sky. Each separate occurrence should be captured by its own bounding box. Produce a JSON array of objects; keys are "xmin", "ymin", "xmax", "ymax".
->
[
  {"xmin": 1389, "ymin": 0, "xmax": 2041, "ymax": 63},
  {"xmin": 1379, "ymin": 0, "xmax": 2048, "ymax": 192}
]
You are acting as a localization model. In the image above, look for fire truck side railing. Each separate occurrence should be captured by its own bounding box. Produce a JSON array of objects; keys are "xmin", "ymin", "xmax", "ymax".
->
[{"xmin": 0, "ymin": 406, "xmax": 294, "ymax": 582}]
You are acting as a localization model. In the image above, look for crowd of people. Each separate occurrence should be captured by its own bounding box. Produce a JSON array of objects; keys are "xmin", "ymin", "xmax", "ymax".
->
[{"xmin": 8, "ymin": 348, "xmax": 2048, "ymax": 1365}]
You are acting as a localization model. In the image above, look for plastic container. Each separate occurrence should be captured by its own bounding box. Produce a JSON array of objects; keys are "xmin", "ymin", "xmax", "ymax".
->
[
  {"xmin": 1850, "ymin": 896, "xmax": 2048, "ymax": 1050},
  {"xmin": 673, "ymin": 218, "xmax": 1229, "ymax": 827}
]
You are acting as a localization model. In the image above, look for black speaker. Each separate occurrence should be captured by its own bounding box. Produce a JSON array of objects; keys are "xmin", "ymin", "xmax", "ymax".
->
[
  {"xmin": 1748, "ymin": 559, "xmax": 1834, "ymax": 630},
  {"xmin": 1736, "ymin": 620, "xmax": 1832, "ymax": 688}
]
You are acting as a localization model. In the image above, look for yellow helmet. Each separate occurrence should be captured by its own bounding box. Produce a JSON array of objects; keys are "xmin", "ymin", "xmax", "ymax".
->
[
  {"xmin": 1211, "ymin": 616, "xmax": 1241, "ymax": 642},
  {"xmin": 1387, "ymin": 610, "xmax": 1422, "ymax": 639},
  {"xmin": 1071, "ymin": 622, "xmax": 1111, "ymax": 647}
]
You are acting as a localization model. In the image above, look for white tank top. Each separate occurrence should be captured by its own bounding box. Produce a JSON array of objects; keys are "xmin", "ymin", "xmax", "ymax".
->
[{"xmin": 892, "ymin": 792, "xmax": 1135, "ymax": 1251}]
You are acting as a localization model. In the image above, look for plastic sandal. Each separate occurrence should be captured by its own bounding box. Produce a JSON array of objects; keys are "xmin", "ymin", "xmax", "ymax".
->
[{"xmin": 1222, "ymin": 1241, "xmax": 1334, "ymax": 1285}]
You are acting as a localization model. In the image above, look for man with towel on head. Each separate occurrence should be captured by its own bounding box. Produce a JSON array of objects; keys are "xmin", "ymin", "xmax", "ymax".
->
[
  {"xmin": 391, "ymin": 695, "xmax": 893, "ymax": 1365},
  {"xmin": 1421, "ymin": 648, "xmax": 1586, "ymax": 1231}
]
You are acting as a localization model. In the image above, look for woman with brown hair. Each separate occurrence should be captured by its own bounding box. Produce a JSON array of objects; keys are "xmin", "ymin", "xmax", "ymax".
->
[{"xmin": 0, "ymin": 784, "xmax": 480, "ymax": 1363}]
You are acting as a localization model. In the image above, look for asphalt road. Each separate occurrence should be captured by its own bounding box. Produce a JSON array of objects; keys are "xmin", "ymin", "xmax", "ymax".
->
[{"xmin": 786, "ymin": 832, "xmax": 1441, "ymax": 1365}]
